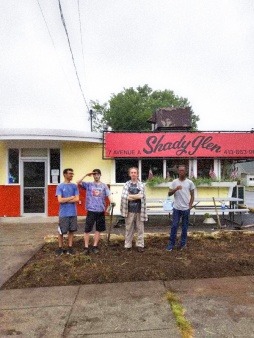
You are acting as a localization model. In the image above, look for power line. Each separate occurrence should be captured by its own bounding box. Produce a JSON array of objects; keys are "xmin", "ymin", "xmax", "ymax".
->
[
  {"xmin": 77, "ymin": 0, "xmax": 86, "ymax": 81},
  {"xmin": 58, "ymin": 0, "xmax": 89, "ymax": 110},
  {"xmin": 36, "ymin": 0, "xmax": 72, "ymax": 90}
]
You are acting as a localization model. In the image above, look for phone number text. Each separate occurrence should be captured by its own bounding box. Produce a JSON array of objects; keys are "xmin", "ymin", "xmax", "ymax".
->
[{"xmin": 224, "ymin": 149, "xmax": 254, "ymax": 155}]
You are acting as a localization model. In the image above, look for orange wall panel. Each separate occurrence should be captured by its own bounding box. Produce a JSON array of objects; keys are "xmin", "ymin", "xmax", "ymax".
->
[
  {"xmin": 0, "ymin": 185, "xmax": 111, "ymax": 217},
  {"xmin": 47, "ymin": 185, "xmax": 59, "ymax": 216},
  {"xmin": 0, "ymin": 185, "xmax": 20, "ymax": 217},
  {"xmin": 77, "ymin": 187, "xmax": 86, "ymax": 216}
]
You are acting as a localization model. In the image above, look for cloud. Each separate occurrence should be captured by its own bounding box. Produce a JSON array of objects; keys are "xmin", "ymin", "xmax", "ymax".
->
[{"xmin": 1, "ymin": 0, "xmax": 254, "ymax": 131}]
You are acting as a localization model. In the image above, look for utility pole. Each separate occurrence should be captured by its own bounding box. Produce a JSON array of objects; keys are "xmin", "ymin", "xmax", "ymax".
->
[{"xmin": 89, "ymin": 109, "xmax": 93, "ymax": 131}]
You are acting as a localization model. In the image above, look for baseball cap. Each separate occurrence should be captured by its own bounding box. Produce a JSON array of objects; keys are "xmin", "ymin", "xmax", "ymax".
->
[{"xmin": 92, "ymin": 169, "xmax": 101, "ymax": 175}]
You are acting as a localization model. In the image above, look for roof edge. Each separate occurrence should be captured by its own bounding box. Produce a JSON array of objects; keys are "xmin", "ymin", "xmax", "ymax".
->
[{"xmin": 0, "ymin": 128, "xmax": 103, "ymax": 143}]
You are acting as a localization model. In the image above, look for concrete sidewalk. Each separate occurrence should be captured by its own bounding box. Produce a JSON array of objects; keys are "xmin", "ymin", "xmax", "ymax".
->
[{"xmin": 0, "ymin": 219, "xmax": 254, "ymax": 337}]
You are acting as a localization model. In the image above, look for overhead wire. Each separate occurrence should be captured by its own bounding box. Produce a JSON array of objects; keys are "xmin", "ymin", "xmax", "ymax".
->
[
  {"xmin": 36, "ymin": 0, "xmax": 72, "ymax": 91},
  {"xmin": 77, "ymin": 0, "xmax": 86, "ymax": 82},
  {"xmin": 58, "ymin": 0, "xmax": 89, "ymax": 110}
]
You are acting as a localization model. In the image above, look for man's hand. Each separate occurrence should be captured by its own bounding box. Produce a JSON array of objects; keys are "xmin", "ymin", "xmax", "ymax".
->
[{"xmin": 176, "ymin": 185, "xmax": 182, "ymax": 191}]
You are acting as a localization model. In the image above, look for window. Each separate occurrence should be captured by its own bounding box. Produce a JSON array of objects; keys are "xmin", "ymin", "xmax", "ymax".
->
[
  {"xmin": 21, "ymin": 148, "xmax": 47, "ymax": 157},
  {"xmin": 115, "ymin": 159, "xmax": 139, "ymax": 183},
  {"xmin": 220, "ymin": 159, "xmax": 235, "ymax": 179},
  {"xmin": 166, "ymin": 159, "xmax": 189, "ymax": 179},
  {"xmin": 141, "ymin": 159, "xmax": 163, "ymax": 182},
  {"xmin": 197, "ymin": 159, "xmax": 215, "ymax": 178},
  {"xmin": 50, "ymin": 149, "xmax": 60, "ymax": 184},
  {"xmin": 115, "ymin": 158, "xmax": 193, "ymax": 182},
  {"xmin": 8, "ymin": 149, "xmax": 19, "ymax": 183}
]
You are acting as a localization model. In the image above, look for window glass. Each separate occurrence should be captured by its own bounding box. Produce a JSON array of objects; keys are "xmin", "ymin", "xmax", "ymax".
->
[
  {"xmin": 21, "ymin": 148, "xmax": 47, "ymax": 157},
  {"xmin": 8, "ymin": 149, "xmax": 19, "ymax": 183},
  {"xmin": 115, "ymin": 159, "xmax": 138, "ymax": 183},
  {"xmin": 141, "ymin": 159, "xmax": 163, "ymax": 182},
  {"xmin": 220, "ymin": 159, "xmax": 235, "ymax": 179},
  {"xmin": 224, "ymin": 159, "xmax": 254, "ymax": 181},
  {"xmin": 197, "ymin": 159, "xmax": 215, "ymax": 178},
  {"xmin": 166, "ymin": 159, "xmax": 189, "ymax": 179},
  {"xmin": 50, "ymin": 149, "xmax": 60, "ymax": 184}
]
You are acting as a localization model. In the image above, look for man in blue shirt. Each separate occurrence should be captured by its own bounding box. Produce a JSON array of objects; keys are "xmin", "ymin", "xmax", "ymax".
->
[
  {"xmin": 56, "ymin": 168, "xmax": 79, "ymax": 255},
  {"xmin": 77, "ymin": 169, "xmax": 113, "ymax": 254}
]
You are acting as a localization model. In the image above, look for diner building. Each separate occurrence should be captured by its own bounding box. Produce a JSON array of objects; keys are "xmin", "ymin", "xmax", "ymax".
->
[
  {"xmin": 1, "ymin": 108, "xmax": 254, "ymax": 217},
  {"xmin": 0, "ymin": 128, "xmax": 109, "ymax": 217}
]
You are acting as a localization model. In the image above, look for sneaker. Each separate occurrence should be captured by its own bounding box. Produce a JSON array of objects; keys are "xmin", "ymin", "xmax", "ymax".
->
[
  {"xmin": 137, "ymin": 247, "xmax": 144, "ymax": 253},
  {"xmin": 124, "ymin": 247, "xmax": 132, "ymax": 251},
  {"xmin": 166, "ymin": 245, "xmax": 174, "ymax": 251},
  {"xmin": 66, "ymin": 247, "xmax": 75, "ymax": 255},
  {"xmin": 83, "ymin": 247, "xmax": 90, "ymax": 255},
  {"xmin": 91, "ymin": 246, "xmax": 99, "ymax": 254},
  {"xmin": 55, "ymin": 248, "xmax": 64, "ymax": 256}
]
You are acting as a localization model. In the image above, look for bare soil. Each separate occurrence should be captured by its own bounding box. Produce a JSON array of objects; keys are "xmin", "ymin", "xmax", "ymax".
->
[{"xmin": 1, "ymin": 231, "xmax": 254, "ymax": 290}]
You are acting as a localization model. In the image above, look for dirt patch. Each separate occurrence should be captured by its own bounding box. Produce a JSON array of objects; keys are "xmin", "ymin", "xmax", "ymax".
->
[{"xmin": 2, "ymin": 231, "xmax": 254, "ymax": 290}]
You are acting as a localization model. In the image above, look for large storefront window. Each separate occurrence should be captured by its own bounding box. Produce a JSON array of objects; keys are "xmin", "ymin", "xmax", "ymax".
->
[
  {"xmin": 141, "ymin": 159, "xmax": 163, "ymax": 182},
  {"xmin": 115, "ymin": 159, "xmax": 190, "ymax": 182},
  {"xmin": 114, "ymin": 158, "xmax": 253, "ymax": 183},
  {"xmin": 8, "ymin": 149, "xmax": 19, "ymax": 183},
  {"xmin": 115, "ymin": 159, "xmax": 139, "ymax": 183},
  {"xmin": 115, "ymin": 159, "xmax": 163, "ymax": 183}
]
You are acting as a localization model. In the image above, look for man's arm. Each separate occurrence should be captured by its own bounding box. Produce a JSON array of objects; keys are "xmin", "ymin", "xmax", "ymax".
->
[
  {"xmin": 189, "ymin": 189, "xmax": 195, "ymax": 209},
  {"xmin": 128, "ymin": 193, "xmax": 143, "ymax": 200},
  {"xmin": 76, "ymin": 172, "xmax": 94, "ymax": 185},
  {"xmin": 128, "ymin": 182, "xmax": 145, "ymax": 200},
  {"xmin": 57, "ymin": 195, "xmax": 78, "ymax": 203}
]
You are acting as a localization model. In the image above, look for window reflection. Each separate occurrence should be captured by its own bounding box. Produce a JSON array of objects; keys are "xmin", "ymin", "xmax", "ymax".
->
[
  {"xmin": 141, "ymin": 159, "xmax": 163, "ymax": 182},
  {"xmin": 197, "ymin": 159, "xmax": 214, "ymax": 178},
  {"xmin": 8, "ymin": 149, "xmax": 19, "ymax": 184},
  {"xmin": 166, "ymin": 159, "xmax": 189, "ymax": 179},
  {"xmin": 115, "ymin": 159, "xmax": 139, "ymax": 183}
]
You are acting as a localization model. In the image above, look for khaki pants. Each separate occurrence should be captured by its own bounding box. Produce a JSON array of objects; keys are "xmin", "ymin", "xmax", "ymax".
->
[{"xmin": 124, "ymin": 212, "xmax": 144, "ymax": 248}]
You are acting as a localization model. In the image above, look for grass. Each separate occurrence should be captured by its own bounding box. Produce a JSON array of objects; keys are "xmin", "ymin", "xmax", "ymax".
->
[{"xmin": 166, "ymin": 291, "xmax": 194, "ymax": 338}]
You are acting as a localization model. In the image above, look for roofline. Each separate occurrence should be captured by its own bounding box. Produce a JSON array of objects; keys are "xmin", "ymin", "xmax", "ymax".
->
[{"xmin": 0, "ymin": 128, "xmax": 103, "ymax": 143}]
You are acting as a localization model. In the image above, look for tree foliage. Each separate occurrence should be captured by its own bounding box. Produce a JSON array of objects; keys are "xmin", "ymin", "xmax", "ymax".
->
[{"xmin": 91, "ymin": 84, "xmax": 199, "ymax": 131}]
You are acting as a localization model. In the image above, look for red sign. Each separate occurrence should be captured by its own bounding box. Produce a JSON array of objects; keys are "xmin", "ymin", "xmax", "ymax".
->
[{"xmin": 104, "ymin": 132, "xmax": 254, "ymax": 158}]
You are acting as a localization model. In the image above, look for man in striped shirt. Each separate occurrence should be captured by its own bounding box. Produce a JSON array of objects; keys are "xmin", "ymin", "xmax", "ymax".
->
[{"xmin": 120, "ymin": 167, "xmax": 148, "ymax": 252}]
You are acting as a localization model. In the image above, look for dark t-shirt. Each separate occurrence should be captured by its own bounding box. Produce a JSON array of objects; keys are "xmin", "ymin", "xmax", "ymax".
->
[{"xmin": 128, "ymin": 183, "xmax": 141, "ymax": 213}]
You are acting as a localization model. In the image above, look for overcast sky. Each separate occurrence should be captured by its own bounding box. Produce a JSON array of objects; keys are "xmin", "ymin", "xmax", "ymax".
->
[{"xmin": 1, "ymin": 0, "xmax": 254, "ymax": 132}]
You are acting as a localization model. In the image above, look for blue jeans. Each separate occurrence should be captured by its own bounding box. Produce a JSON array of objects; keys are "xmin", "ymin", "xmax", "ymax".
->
[{"xmin": 169, "ymin": 208, "xmax": 190, "ymax": 247}]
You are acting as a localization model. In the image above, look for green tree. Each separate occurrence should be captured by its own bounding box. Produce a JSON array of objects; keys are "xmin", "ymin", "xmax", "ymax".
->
[{"xmin": 91, "ymin": 84, "xmax": 199, "ymax": 131}]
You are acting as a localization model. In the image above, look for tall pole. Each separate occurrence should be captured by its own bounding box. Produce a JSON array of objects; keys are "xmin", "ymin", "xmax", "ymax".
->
[{"xmin": 89, "ymin": 109, "xmax": 93, "ymax": 131}]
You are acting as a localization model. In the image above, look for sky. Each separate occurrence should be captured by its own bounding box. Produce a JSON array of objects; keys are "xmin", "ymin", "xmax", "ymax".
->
[{"xmin": 1, "ymin": 0, "xmax": 254, "ymax": 132}]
